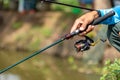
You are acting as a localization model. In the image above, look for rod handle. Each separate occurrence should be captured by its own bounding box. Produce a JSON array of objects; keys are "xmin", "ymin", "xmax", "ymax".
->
[
  {"xmin": 92, "ymin": 10, "xmax": 115, "ymax": 25},
  {"xmin": 65, "ymin": 10, "xmax": 115, "ymax": 39}
]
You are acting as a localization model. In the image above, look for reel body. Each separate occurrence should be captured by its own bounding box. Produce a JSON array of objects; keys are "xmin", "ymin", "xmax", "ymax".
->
[{"xmin": 74, "ymin": 36, "xmax": 94, "ymax": 52}]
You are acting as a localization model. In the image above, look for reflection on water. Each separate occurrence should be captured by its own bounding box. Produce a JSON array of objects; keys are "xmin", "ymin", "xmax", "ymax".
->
[
  {"xmin": 0, "ymin": 74, "xmax": 21, "ymax": 80},
  {"xmin": 0, "ymin": 50, "xmax": 101, "ymax": 80}
]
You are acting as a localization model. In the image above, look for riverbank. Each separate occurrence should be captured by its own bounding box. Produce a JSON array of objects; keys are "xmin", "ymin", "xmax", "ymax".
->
[
  {"xmin": 0, "ymin": 11, "xmax": 120, "ymax": 80},
  {"xmin": 0, "ymin": 11, "xmax": 77, "ymax": 53},
  {"xmin": 0, "ymin": 11, "xmax": 119, "ymax": 62}
]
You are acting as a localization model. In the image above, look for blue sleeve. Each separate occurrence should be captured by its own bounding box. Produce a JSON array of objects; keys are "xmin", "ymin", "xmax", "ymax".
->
[{"xmin": 99, "ymin": 6, "xmax": 120, "ymax": 25}]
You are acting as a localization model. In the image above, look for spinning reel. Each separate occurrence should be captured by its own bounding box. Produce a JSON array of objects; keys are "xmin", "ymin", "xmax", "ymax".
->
[
  {"xmin": 74, "ymin": 36, "xmax": 97, "ymax": 52},
  {"xmin": 0, "ymin": 1, "xmax": 115, "ymax": 74}
]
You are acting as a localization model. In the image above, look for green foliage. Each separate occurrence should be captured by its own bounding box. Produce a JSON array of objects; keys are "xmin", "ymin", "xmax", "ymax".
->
[
  {"xmin": 31, "ymin": 25, "xmax": 53, "ymax": 38},
  {"xmin": 12, "ymin": 21, "xmax": 23, "ymax": 29},
  {"xmin": 2, "ymin": 0, "xmax": 10, "ymax": 9},
  {"xmin": 68, "ymin": 56, "xmax": 75, "ymax": 64},
  {"xmin": 67, "ymin": 56, "xmax": 78, "ymax": 70},
  {"xmin": 27, "ymin": 38, "xmax": 41, "ymax": 50},
  {"xmin": 51, "ymin": 0, "xmax": 82, "ymax": 14},
  {"xmin": 40, "ymin": 27, "xmax": 52, "ymax": 38},
  {"xmin": 100, "ymin": 59, "xmax": 120, "ymax": 80}
]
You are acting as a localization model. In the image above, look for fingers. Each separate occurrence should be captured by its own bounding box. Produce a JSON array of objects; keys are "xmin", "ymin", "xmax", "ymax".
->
[
  {"xmin": 87, "ymin": 25, "xmax": 94, "ymax": 32},
  {"xmin": 70, "ymin": 19, "xmax": 83, "ymax": 33},
  {"xmin": 70, "ymin": 12, "xmax": 95, "ymax": 36},
  {"xmin": 70, "ymin": 18, "xmax": 95, "ymax": 36},
  {"xmin": 79, "ymin": 25, "xmax": 95, "ymax": 36},
  {"xmin": 70, "ymin": 18, "xmax": 89, "ymax": 33},
  {"xmin": 80, "ymin": 20, "xmax": 89, "ymax": 31}
]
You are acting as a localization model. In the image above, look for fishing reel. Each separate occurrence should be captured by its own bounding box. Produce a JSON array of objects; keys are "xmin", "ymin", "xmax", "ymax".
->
[{"xmin": 74, "ymin": 36, "xmax": 95, "ymax": 52}]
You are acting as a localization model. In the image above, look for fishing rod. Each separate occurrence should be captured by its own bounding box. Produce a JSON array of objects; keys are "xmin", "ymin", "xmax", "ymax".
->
[
  {"xmin": 0, "ymin": 10, "xmax": 115, "ymax": 74},
  {"xmin": 41, "ymin": 0, "xmax": 95, "ymax": 11}
]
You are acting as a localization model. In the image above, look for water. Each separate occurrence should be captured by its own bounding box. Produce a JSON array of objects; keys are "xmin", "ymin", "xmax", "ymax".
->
[
  {"xmin": 0, "ymin": 50, "xmax": 101, "ymax": 80},
  {"xmin": 0, "ymin": 74, "xmax": 20, "ymax": 80}
]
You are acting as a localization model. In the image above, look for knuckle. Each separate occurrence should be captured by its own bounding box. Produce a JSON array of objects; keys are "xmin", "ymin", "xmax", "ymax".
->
[{"xmin": 75, "ymin": 18, "xmax": 80, "ymax": 23}]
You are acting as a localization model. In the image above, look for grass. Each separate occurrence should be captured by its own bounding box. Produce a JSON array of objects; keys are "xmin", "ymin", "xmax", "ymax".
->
[
  {"xmin": 12, "ymin": 21, "xmax": 23, "ymax": 29},
  {"xmin": 40, "ymin": 27, "xmax": 53, "ymax": 38},
  {"xmin": 14, "ymin": 25, "xmax": 53, "ymax": 51},
  {"xmin": 27, "ymin": 38, "xmax": 41, "ymax": 50},
  {"xmin": 31, "ymin": 25, "xmax": 53, "ymax": 38}
]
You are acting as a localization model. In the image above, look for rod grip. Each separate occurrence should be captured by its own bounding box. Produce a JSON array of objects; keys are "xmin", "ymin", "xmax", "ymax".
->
[
  {"xmin": 65, "ymin": 10, "xmax": 115, "ymax": 39},
  {"xmin": 92, "ymin": 10, "xmax": 115, "ymax": 25}
]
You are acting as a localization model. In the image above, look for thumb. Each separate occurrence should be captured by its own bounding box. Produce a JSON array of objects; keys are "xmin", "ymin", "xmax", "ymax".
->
[{"xmin": 79, "ymin": 21, "xmax": 88, "ymax": 31}]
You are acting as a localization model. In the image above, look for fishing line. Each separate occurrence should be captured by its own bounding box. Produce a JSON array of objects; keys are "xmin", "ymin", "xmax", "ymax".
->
[
  {"xmin": 41, "ymin": 0, "xmax": 95, "ymax": 11},
  {"xmin": 0, "ymin": 7, "xmax": 115, "ymax": 74}
]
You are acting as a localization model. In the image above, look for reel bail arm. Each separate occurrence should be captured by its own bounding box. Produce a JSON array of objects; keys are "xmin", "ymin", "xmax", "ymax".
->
[
  {"xmin": 0, "ymin": 10, "xmax": 115, "ymax": 74},
  {"xmin": 63, "ymin": 10, "xmax": 115, "ymax": 52}
]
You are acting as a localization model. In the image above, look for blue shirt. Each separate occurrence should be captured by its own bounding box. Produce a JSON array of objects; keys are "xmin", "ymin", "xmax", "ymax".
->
[{"xmin": 99, "ymin": 6, "xmax": 120, "ymax": 25}]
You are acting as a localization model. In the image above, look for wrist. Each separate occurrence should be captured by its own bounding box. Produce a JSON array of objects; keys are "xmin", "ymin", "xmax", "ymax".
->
[{"xmin": 91, "ymin": 10, "xmax": 100, "ymax": 19}]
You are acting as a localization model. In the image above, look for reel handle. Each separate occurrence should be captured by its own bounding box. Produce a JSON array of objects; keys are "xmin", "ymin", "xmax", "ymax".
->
[{"xmin": 64, "ymin": 10, "xmax": 115, "ymax": 39}]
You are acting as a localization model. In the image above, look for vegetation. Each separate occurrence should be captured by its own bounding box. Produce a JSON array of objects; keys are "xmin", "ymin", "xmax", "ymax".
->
[
  {"xmin": 0, "ymin": 0, "xmax": 120, "ymax": 80},
  {"xmin": 51, "ymin": 0, "xmax": 82, "ymax": 14},
  {"xmin": 100, "ymin": 59, "xmax": 120, "ymax": 80},
  {"xmin": 12, "ymin": 21, "xmax": 23, "ymax": 29},
  {"xmin": 0, "ymin": 0, "xmax": 82, "ymax": 14},
  {"xmin": 39, "ymin": 27, "xmax": 53, "ymax": 38}
]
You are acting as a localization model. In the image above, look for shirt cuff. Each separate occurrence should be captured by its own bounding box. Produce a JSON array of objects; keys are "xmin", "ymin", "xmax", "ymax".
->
[{"xmin": 98, "ymin": 6, "xmax": 120, "ymax": 25}]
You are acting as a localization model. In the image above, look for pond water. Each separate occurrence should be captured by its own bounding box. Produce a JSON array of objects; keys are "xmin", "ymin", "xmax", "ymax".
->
[
  {"xmin": 0, "ymin": 74, "xmax": 20, "ymax": 80},
  {"xmin": 0, "ymin": 50, "xmax": 101, "ymax": 80}
]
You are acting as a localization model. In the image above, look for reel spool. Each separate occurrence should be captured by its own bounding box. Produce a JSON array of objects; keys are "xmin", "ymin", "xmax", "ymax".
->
[{"xmin": 74, "ymin": 36, "xmax": 94, "ymax": 52}]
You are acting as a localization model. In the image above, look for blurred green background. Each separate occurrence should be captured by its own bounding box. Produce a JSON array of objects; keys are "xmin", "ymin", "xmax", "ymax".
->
[{"xmin": 0, "ymin": 0, "xmax": 120, "ymax": 80}]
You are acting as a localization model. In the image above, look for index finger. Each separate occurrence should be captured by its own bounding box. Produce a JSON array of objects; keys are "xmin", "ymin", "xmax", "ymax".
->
[{"xmin": 70, "ymin": 19, "xmax": 83, "ymax": 33}]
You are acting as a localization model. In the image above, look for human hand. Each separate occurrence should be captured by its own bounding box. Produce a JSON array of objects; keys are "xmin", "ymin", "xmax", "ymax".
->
[{"xmin": 70, "ymin": 11, "xmax": 99, "ymax": 35}]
